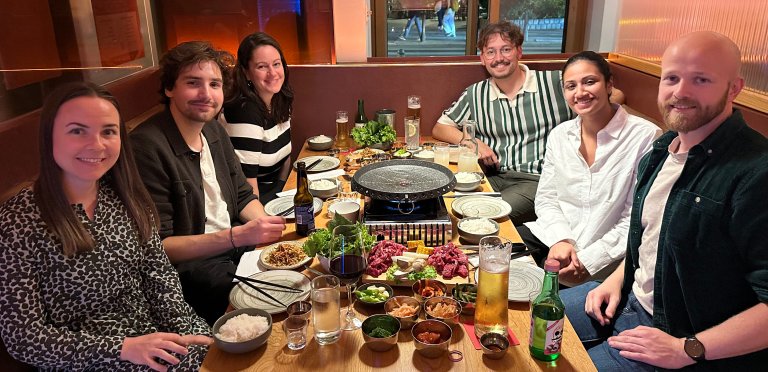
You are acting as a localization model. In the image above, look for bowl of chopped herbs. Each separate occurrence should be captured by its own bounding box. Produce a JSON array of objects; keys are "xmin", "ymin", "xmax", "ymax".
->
[{"xmin": 361, "ymin": 314, "xmax": 401, "ymax": 351}]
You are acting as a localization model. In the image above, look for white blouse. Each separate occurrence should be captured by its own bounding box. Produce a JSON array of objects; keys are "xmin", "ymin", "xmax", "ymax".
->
[{"xmin": 524, "ymin": 105, "xmax": 660, "ymax": 279}]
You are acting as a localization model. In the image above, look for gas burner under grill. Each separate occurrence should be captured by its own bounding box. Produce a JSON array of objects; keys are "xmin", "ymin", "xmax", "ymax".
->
[{"xmin": 363, "ymin": 197, "xmax": 453, "ymax": 246}]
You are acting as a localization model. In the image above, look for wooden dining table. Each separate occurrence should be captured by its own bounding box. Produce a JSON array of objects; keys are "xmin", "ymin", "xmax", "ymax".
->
[{"xmin": 200, "ymin": 139, "xmax": 596, "ymax": 372}]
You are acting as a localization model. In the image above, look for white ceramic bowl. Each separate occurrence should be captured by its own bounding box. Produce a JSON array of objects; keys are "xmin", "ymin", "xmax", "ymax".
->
[
  {"xmin": 457, "ymin": 217, "xmax": 500, "ymax": 244},
  {"xmin": 454, "ymin": 172, "xmax": 483, "ymax": 191},
  {"xmin": 212, "ymin": 308, "xmax": 273, "ymax": 354},
  {"xmin": 309, "ymin": 178, "xmax": 339, "ymax": 199},
  {"xmin": 307, "ymin": 135, "xmax": 333, "ymax": 151}
]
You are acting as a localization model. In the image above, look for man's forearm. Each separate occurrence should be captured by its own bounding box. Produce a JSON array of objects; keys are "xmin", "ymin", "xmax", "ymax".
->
[
  {"xmin": 239, "ymin": 198, "xmax": 266, "ymax": 221},
  {"xmin": 431, "ymin": 123, "xmax": 463, "ymax": 144},
  {"xmin": 162, "ymin": 231, "xmax": 233, "ymax": 263},
  {"xmin": 697, "ymin": 302, "xmax": 768, "ymax": 360}
]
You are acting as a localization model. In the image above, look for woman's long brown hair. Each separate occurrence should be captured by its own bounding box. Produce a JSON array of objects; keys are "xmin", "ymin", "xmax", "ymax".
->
[{"xmin": 34, "ymin": 82, "xmax": 158, "ymax": 257}]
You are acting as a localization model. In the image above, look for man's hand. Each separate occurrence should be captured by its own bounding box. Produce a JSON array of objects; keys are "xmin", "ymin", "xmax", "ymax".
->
[
  {"xmin": 548, "ymin": 241, "xmax": 580, "ymax": 269},
  {"xmin": 237, "ymin": 215, "xmax": 286, "ymax": 246},
  {"xmin": 608, "ymin": 326, "xmax": 696, "ymax": 369},
  {"xmin": 585, "ymin": 279, "xmax": 622, "ymax": 326},
  {"xmin": 477, "ymin": 141, "xmax": 499, "ymax": 168},
  {"xmin": 120, "ymin": 333, "xmax": 212, "ymax": 372},
  {"xmin": 559, "ymin": 262, "xmax": 590, "ymax": 285}
]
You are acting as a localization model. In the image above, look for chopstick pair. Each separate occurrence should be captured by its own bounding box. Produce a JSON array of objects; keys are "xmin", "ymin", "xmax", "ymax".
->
[
  {"xmin": 276, "ymin": 205, "xmax": 295, "ymax": 217},
  {"xmin": 305, "ymin": 158, "xmax": 323, "ymax": 171},
  {"xmin": 228, "ymin": 272, "xmax": 301, "ymax": 308}
]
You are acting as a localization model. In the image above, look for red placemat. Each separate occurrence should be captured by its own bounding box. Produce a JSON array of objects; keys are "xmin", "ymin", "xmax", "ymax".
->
[{"xmin": 461, "ymin": 320, "xmax": 521, "ymax": 350}]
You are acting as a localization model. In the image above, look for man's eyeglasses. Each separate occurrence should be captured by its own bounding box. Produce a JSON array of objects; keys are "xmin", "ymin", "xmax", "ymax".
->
[{"xmin": 483, "ymin": 47, "xmax": 516, "ymax": 59}]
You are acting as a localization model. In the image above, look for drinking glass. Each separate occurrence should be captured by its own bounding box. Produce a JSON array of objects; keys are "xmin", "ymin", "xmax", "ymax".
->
[
  {"xmin": 404, "ymin": 116, "xmax": 420, "ymax": 151},
  {"xmin": 407, "ymin": 95, "xmax": 421, "ymax": 120},
  {"xmin": 283, "ymin": 315, "xmax": 308, "ymax": 350},
  {"xmin": 335, "ymin": 111, "xmax": 350, "ymax": 151},
  {"xmin": 329, "ymin": 225, "xmax": 368, "ymax": 331},
  {"xmin": 434, "ymin": 142, "xmax": 450, "ymax": 167},
  {"xmin": 474, "ymin": 236, "xmax": 512, "ymax": 338},
  {"xmin": 311, "ymin": 275, "xmax": 341, "ymax": 345}
]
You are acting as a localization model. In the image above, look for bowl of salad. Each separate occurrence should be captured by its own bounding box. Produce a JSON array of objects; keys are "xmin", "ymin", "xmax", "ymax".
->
[
  {"xmin": 351, "ymin": 121, "xmax": 397, "ymax": 149},
  {"xmin": 355, "ymin": 283, "xmax": 393, "ymax": 306}
]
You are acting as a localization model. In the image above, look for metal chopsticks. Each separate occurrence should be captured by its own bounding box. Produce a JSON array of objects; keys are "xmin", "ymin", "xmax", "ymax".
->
[
  {"xmin": 229, "ymin": 272, "xmax": 302, "ymax": 293},
  {"xmin": 305, "ymin": 158, "xmax": 323, "ymax": 171}
]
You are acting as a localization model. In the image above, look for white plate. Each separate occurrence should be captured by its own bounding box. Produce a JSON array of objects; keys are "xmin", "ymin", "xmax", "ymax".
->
[
  {"xmin": 475, "ymin": 261, "xmax": 545, "ymax": 302},
  {"xmin": 230, "ymin": 270, "xmax": 311, "ymax": 313},
  {"xmin": 293, "ymin": 156, "xmax": 340, "ymax": 173},
  {"xmin": 259, "ymin": 241, "xmax": 312, "ymax": 270},
  {"xmin": 451, "ymin": 195, "xmax": 511, "ymax": 219},
  {"xmin": 264, "ymin": 196, "xmax": 323, "ymax": 220}
]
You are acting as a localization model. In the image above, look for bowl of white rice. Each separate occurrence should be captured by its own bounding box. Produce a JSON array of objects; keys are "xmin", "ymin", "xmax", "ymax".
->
[
  {"xmin": 454, "ymin": 172, "xmax": 483, "ymax": 191},
  {"xmin": 457, "ymin": 217, "xmax": 499, "ymax": 244},
  {"xmin": 309, "ymin": 178, "xmax": 339, "ymax": 199},
  {"xmin": 307, "ymin": 135, "xmax": 333, "ymax": 151},
  {"xmin": 213, "ymin": 308, "xmax": 273, "ymax": 354}
]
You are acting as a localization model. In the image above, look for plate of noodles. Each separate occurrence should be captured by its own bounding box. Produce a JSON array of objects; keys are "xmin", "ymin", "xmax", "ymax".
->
[{"xmin": 259, "ymin": 241, "xmax": 312, "ymax": 270}]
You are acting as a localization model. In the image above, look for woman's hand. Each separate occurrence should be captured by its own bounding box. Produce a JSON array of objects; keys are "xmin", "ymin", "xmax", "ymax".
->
[{"xmin": 120, "ymin": 333, "xmax": 212, "ymax": 371}]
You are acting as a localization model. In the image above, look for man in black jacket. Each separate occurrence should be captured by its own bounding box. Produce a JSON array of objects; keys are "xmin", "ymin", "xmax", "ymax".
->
[{"xmin": 131, "ymin": 41, "xmax": 286, "ymax": 324}]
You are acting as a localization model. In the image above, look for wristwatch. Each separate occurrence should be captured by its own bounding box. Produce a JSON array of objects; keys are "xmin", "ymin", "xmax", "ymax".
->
[{"xmin": 684, "ymin": 336, "xmax": 706, "ymax": 362}]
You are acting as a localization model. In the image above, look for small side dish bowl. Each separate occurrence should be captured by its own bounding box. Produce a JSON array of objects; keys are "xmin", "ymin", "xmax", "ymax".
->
[
  {"xmin": 423, "ymin": 296, "xmax": 462, "ymax": 326},
  {"xmin": 412, "ymin": 319, "xmax": 453, "ymax": 358},
  {"xmin": 480, "ymin": 332, "xmax": 509, "ymax": 359},
  {"xmin": 212, "ymin": 308, "xmax": 273, "ymax": 354},
  {"xmin": 361, "ymin": 314, "xmax": 400, "ymax": 351},
  {"xmin": 412, "ymin": 279, "xmax": 448, "ymax": 303},
  {"xmin": 384, "ymin": 296, "xmax": 421, "ymax": 330},
  {"xmin": 457, "ymin": 217, "xmax": 500, "ymax": 244},
  {"xmin": 355, "ymin": 283, "xmax": 393, "ymax": 307},
  {"xmin": 451, "ymin": 284, "xmax": 477, "ymax": 315},
  {"xmin": 392, "ymin": 149, "xmax": 412, "ymax": 159},
  {"xmin": 413, "ymin": 149, "xmax": 435, "ymax": 162},
  {"xmin": 307, "ymin": 135, "xmax": 333, "ymax": 151},
  {"xmin": 309, "ymin": 177, "xmax": 339, "ymax": 199},
  {"xmin": 453, "ymin": 172, "xmax": 483, "ymax": 191}
]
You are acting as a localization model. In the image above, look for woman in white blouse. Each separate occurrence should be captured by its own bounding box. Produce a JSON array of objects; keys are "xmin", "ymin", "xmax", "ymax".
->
[{"xmin": 517, "ymin": 51, "xmax": 660, "ymax": 286}]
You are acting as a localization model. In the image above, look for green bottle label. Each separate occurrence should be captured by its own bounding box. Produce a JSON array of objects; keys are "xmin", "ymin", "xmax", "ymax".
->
[{"xmin": 529, "ymin": 317, "xmax": 563, "ymax": 355}]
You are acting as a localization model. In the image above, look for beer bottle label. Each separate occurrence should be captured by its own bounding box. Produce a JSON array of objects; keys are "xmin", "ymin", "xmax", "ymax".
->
[
  {"xmin": 529, "ymin": 317, "xmax": 563, "ymax": 355},
  {"xmin": 295, "ymin": 204, "xmax": 315, "ymax": 229}
]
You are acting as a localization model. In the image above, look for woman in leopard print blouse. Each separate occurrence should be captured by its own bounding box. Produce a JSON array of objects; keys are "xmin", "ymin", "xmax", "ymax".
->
[{"xmin": 0, "ymin": 82, "xmax": 212, "ymax": 371}]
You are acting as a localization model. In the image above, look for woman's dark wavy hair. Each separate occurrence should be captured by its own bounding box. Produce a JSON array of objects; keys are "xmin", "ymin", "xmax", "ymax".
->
[
  {"xmin": 562, "ymin": 51, "xmax": 614, "ymax": 86},
  {"xmin": 226, "ymin": 32, "xmax": 293, "ymax": 123},
  {"xmin": 34, "ymin": 82, "xmax": 159, "ymax": 257}
]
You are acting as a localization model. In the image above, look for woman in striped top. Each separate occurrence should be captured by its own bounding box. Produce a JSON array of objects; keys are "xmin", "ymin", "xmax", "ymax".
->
[{"xmin": 221, "ymin": 32, "xmax": 293, "ymax": 203}]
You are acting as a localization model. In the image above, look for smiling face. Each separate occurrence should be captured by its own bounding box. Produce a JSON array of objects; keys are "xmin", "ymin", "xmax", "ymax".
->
[
  {"xmin": 165, "ymin": 60, "xmax": 224, "ymax": 126},
  {"xmin": 657, "ymin": 32, "xmax": 743, "ymax": 133},
  {"xmin": 53, "ymin": 96, "xmax": 120, "ymax": 195},
  {"xmin": 480, "ymin": 33, "xmax": 522, "ymax": 81},
  {"xmin": 562, "ymin": 60, "xmax": 613, "ymax": 118},
  {"xmin": 245, "ymin": 45, "xmax": 285, "ymax": 106}
]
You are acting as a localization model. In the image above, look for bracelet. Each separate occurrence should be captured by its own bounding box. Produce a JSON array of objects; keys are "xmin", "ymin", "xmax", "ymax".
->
[{"xmin": 229, "ymin": 226, "xmax": 236, "ymax": 249}]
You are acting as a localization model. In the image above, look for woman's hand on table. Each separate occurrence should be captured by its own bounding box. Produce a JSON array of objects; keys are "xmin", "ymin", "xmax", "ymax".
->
[
  {"xmin": 120, "ymin": 332, "xmax": 212, "ymax": 371},
  {"xmin": 235, "ymin": 216, "xmax": 286, "ymax": 246}
]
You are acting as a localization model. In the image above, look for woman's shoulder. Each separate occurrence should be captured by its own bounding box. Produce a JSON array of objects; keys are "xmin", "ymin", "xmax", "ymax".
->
[
  {"xmin": 624, "ymin": 112, "xmax": 662, "ymax": 137},
  {"xmin": 223, "ymin": 96, "xmax": 266, "ymax": 123},
  {"xmin": 0, "ymin": 188, "xmax": 42, "ymax": 234}
]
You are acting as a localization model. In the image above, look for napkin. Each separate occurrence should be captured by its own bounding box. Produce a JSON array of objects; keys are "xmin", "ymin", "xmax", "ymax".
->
[
  {"xmin": 276, "ymin": 169, "xmax": 347, "ymax": 198},
  {"xmin": 232, "ymin": 250, "xmax": 263, "ymax": 282},
  {"xmin": 461, "ymin": 319, "xmax": 521, "ymax": 349}
]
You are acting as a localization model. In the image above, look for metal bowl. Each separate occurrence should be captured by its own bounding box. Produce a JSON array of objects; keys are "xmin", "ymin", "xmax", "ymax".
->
[
  {"xmin": 480, "ymin": 332, "xmax": 509, "ymax": 359},
  {"xmin": 451, "ymin": 284, "xmax": 477, "ymax": 315},
  {"xmin": 412, "ymin": 319, "xmax": 453, "ymax": 358},
  {"xmin": 412, "ymin": 279, "xmax": 448, "ymax": 303},
  {"xmin": 423, "ymin": 296, "xmax": 462, "ymax": 326},
  {"xmin": 361, "ymin": 314, "xmax": 400, "ymax": 351},
  {"xmin": 307, "ymin": 135, "xmax": 333, "ymax": 151},
  {"xmin": 457, "ymin": 217, "xmax": 500, "ymax": 244},
  {"xmin": 212, "ymin": 308, "xmax": 273, "ymax": 354},
  {"xmin": 384, "ymin": 296, "xmax": 421, "ymax": 329},
  {"xmin": 309, "ymin": 177, "xmax": 339, "ymax": 199},
  {"xmin": 355, "ymin": 282, "xmax": 393, "ymax": 307}
]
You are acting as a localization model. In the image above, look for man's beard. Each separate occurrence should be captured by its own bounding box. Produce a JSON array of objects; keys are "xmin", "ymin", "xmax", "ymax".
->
[
  {"xmin": 660, "ymin": 87, "xmax": 728, "ymax": 133},
  {"xmin": 487, "ymin": 59, "xmax": 515, "ymax": 79}
]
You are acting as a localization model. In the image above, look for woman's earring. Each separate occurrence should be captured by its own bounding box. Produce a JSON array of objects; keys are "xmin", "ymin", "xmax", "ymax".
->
[{"xmin": 247, "ymin": 80, "xmax": 255, "ymax": 89}]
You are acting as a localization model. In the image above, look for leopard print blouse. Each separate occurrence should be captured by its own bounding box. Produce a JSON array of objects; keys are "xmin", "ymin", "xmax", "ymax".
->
[{"xmin": 0, "ymin": 184, "xmax": 210, "ymax": 371}]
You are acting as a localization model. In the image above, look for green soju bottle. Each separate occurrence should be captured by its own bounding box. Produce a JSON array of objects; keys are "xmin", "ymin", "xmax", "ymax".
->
[{"xmin": 529, "ymin": 259, "xmax": 565, "ymax": 361}]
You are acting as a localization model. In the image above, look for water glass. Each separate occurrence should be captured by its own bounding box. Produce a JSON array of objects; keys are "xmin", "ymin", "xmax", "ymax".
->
[
  {"xmin": 434, "ymin": 142, "xmax": 450, "ymax": 167},
  {"xmin": 283, "ymin": 315, "xmax": 308, "ymax": 350},
  {"xmin": 405, "ymin": 116, "xmax": 420, "ymax": 151},
  {"xmin": 311, "ymin": 275, "xmax": 341, "ymax": 345}
]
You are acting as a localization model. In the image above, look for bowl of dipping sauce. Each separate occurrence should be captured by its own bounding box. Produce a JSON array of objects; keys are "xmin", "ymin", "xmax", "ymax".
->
[{"xmin": 480, "ymin": 332, "xmax": 509, "ymax": 359}]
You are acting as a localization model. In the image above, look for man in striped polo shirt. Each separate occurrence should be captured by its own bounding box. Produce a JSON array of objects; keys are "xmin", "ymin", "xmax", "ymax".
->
[{"xmin": 432, "ymin": 21, "xmax": 573, "ymax": 224}]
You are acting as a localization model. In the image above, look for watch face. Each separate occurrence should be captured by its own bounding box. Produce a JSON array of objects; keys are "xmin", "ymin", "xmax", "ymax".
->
[{"xmin": 685, "ymin": 337, "xmax": 706, "ymax": 360}]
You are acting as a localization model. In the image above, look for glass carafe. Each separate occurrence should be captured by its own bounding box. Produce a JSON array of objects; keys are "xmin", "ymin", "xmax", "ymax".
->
[{"xmin": 458, "ymin": 120, "xmax": 479, "ymax": 173}]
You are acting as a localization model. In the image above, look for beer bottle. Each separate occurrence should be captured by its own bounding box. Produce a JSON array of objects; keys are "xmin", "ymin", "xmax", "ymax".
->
[
  {"xmin": 294, "ymin": 161, "xmax": 315, "ymax": 236},
  {"xmin": 529, "ymin": 259, "xmax": 565, "ymax": 361}
]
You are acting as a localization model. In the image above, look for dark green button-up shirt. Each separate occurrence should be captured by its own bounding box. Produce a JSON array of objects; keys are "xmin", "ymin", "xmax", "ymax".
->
[{"xmin": 622, "ymin": 110, "xmax": 768, "ymax": 370}]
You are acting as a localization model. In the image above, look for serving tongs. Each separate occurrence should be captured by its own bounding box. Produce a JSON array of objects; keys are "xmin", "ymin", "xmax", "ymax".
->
[{"xmin": 228, "ymin": 272, "xmax": 302, "ymax": 307}]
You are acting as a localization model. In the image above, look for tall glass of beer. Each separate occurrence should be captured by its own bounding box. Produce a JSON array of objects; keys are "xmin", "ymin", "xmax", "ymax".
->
[
  {"xmin": 474, "ymin": 236, "xmax": 512, "ymax": 338},
  {"xmin": 407, "ymin": 95, "xmax": 421, "ymax": 120},
  {"xmin": 334, "ymin": 111, "xmax": 349, "ymax": 151}
]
